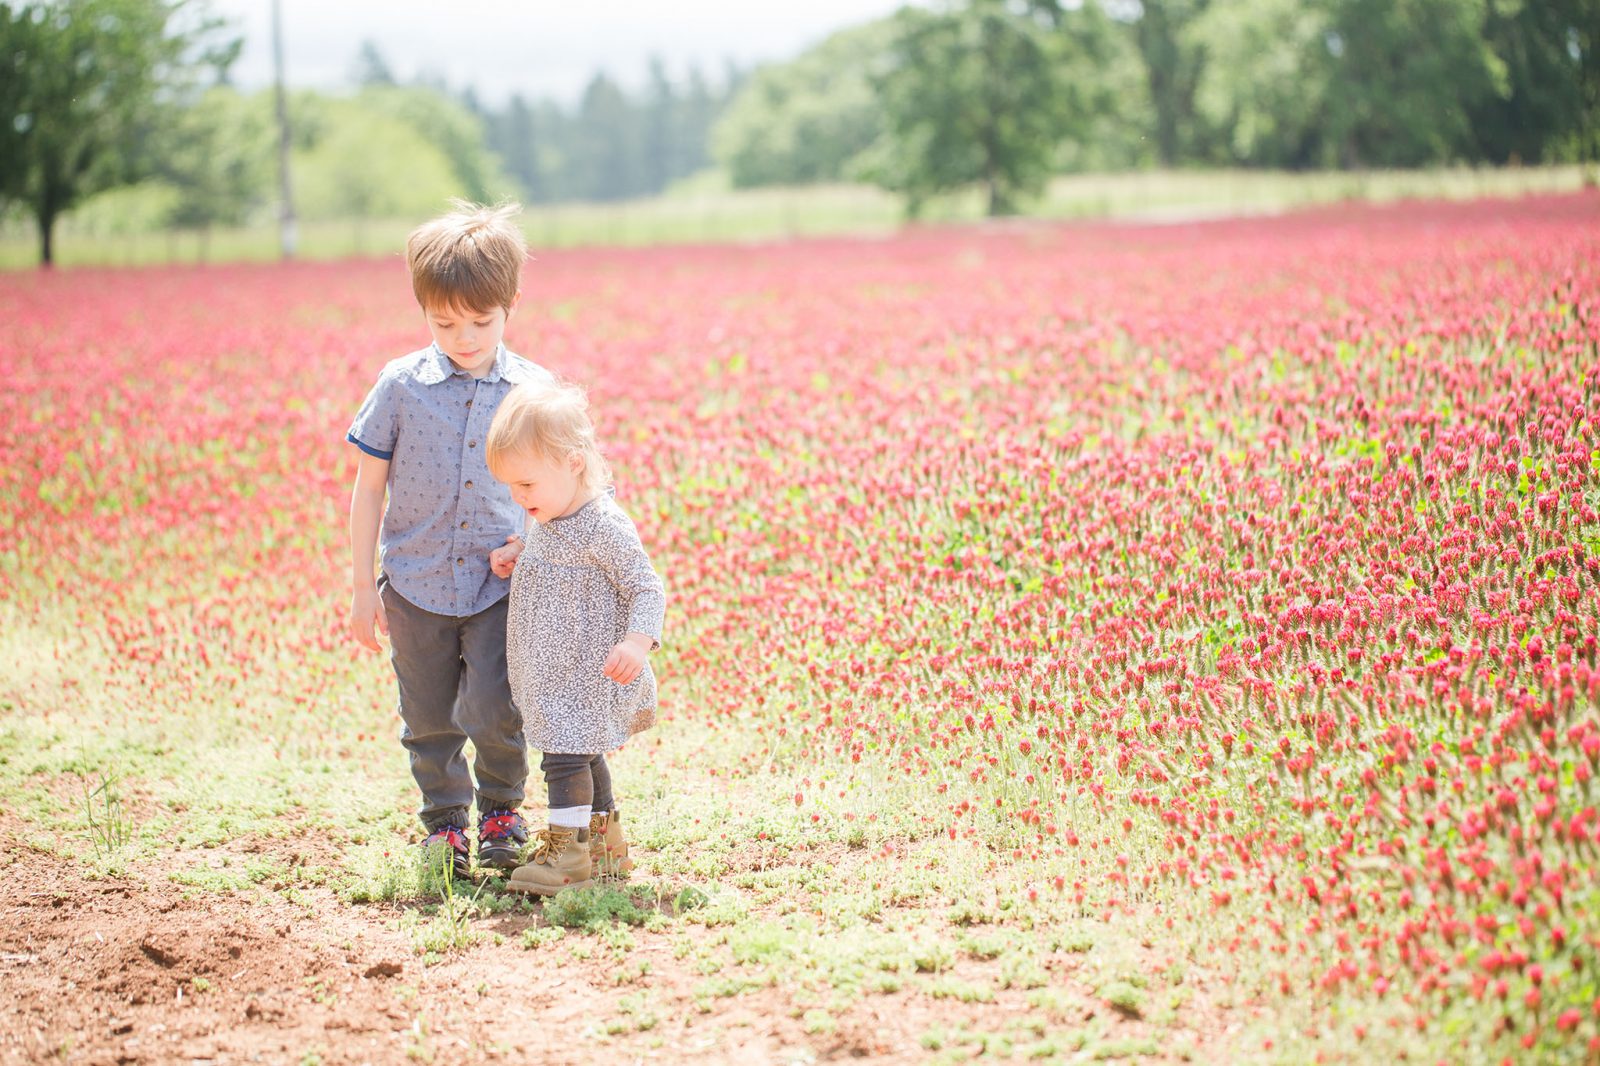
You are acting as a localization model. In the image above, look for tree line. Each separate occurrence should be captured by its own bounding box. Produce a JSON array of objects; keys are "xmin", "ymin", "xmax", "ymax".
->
[
  {"xmin": 0, "ymin": 0, "xmax": 742, "ymax": 264},
  {"xmin": 2, "ymin": 0, "xmax": 1596, "ymax": 265},
  {"xmin": 717, "ymin": 0, "xmax": 1599, "ymax": 215}
]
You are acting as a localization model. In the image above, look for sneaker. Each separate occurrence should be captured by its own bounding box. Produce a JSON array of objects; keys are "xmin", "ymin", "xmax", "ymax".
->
[
  {"xmin": 477, "ymin": 808, "xmax": 528, "ymax": 870},
  {"xmin": 589, "ymin": 810, "xmax": 635, "ymax": 879},
  {"xmin": 421, "ymin": 823, "xmax": 470, "ymax": 878},
  {"xmin": 506, "ymin": 826, "xmax": 593, "ymax": 896}
]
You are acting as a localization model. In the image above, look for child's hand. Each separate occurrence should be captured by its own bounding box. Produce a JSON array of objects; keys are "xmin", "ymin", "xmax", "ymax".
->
[
  {"xmin": 602, "ymin": 634, "xmax": 653, "ymax": 685},
  {"xmin": 349, "ymin": 584, "xmax": 389, "ymax": 652},
  {"xmin": 489, "ymin": 534, "xmax": 523, "ymax": 579}
]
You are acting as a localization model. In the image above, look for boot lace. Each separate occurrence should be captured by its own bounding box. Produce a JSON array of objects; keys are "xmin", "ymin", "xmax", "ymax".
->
[{"xmin": 530, "ymin": 827, "xmax": 574, "ymax": 864}]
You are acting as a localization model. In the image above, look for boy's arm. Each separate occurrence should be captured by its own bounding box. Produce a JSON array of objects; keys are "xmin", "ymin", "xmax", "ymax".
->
[{"xmin": 348, "ymin": 451, "xmax": 391, "ymax": 652}]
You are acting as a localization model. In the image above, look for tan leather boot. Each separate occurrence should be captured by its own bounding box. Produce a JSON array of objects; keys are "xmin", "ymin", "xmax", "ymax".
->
[
  {"xmin": 589, "ymin": 810, "xmax": 635, "ymax": 879},
  {"xmin": 506, "ymin": 826, "xmax": 593, "ymax": 895}
]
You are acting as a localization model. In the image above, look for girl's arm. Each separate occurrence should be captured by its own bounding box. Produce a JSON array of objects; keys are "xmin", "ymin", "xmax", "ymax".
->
[{"xmin": 594, "ymin": 512, "xmax": 666, "ymax": 684}]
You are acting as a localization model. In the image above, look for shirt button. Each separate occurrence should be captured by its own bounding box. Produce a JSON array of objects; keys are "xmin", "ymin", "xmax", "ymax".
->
[
  {"xmin": 466, "ymin": 399, "xmax": 473, "ymax": 408},
  {"xmin": 465, "ymin": 480, "xmax": 474, "ymax": 488},
  {"xmin": 468, "ymin": 441, "xmax": 477, "ymax": 448},
  {"xmin": 460, "ymin": 521, "xmax": 468, "ymax": 530},
  {"xmin": 456, "ymin": 557, "xmax": 464, "ymax": 565}
]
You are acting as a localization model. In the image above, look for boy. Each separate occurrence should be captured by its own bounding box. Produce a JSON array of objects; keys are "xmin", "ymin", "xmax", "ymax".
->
[{"xmin": 346, "ymin": 201, "xmax": 550, "ymax": 876}]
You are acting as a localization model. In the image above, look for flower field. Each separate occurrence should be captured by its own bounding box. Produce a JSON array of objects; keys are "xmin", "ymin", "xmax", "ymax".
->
[{"xmin": 2, "ymin": 192, "xmax": 1598, "ymax": 1063}]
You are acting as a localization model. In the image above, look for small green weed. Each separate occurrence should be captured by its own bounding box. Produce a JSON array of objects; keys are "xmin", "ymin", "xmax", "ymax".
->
[
  {"xmin": 80, "ymin": 770, "xmax": 133, "ymax": 859},
  {"xmin": 1101, "ymin": 980, "xmax": 1145, "ymax": 1018},
  {"xmin": 928, "ymin": 977, "xmax": 995, "ymax": 1003},
  {"xmin": 519, "ymin": 926, "xmax": 565, "ymax": 950},
  {"xmin": 542, "ymin": 885, "xmax": 647, "ymax": 932}
]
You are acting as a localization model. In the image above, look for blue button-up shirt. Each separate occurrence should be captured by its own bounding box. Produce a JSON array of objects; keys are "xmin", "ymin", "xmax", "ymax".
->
[{"xmin": 347, "ymin": 343, "xmax": 553, "ymax": 617}]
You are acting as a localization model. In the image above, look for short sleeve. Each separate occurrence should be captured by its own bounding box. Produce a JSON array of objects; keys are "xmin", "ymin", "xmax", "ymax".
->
[{"xmin": 347, "ymin": 374, "xmax": 400, "ymax": 460}]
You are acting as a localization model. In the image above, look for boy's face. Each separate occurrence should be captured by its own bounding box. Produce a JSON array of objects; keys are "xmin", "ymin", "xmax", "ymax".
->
[
  {"xmin": 424, "ymin": 293, "xmax": 518, "ymax": 378},
  {"xmin": 495, "ymin": 450, "xmax": 586, "ymax": 524}
]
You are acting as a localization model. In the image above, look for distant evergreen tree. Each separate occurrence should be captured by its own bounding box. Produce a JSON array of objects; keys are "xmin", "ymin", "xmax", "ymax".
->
[
  {"xmin": 352, "ymin": 39, "xmax": 396, "ymax": 88},
  {"xmin": 474, "ymin": 61, "xmax": 741, "ymax": 204},
  {"xmin": 642, "ymin": 56, "xmax": 675, "ymax": 193}
]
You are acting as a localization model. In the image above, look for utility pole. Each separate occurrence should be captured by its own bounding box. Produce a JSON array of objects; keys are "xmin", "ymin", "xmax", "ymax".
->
[{"xmin": 272, "ymin": 0, "xmax": 297, "ymax": 259}]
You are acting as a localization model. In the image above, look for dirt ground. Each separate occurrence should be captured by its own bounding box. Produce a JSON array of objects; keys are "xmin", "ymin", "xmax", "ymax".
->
[{"xmin": 0, "ymin": 817, "xmax": 1235, "ymax": 1066}]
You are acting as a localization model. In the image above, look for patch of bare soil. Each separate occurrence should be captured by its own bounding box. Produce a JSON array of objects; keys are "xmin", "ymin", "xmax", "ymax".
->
[{"xmin": 0, "ymin": 822, "xmax": 1234, "ymax": 1065}]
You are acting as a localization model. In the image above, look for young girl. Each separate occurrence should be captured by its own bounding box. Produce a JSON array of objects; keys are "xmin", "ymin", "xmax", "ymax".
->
[{"xmin": 485, "ymin": 380, "xmax": 666, "ymax": 894}]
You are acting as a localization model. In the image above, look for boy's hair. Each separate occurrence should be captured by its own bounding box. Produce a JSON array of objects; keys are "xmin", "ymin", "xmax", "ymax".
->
[
  {"xmin": 486, "ymin": 380, "xmax": 612, "ymax": 492},
  {"xmin": 406, "ymin": 200, "xmax": 527, "ymax": 313}
]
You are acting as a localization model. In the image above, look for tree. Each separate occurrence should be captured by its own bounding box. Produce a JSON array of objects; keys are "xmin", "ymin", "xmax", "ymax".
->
[
  {"xmin": 0, "ymin": 0, "xmax": 235, "ymax": 266},
  {"xmin": 1128, "ymin": 0, "xmax": 1214, "ymax": 166},
  {"xmin": 357, "ymin": 84, "xmax": 514, "ymax": 203},
  {"xmin": 290, "ymin": 97, "xmax": 461, "ymax": 245},
  {"xmin": 641, "ymin": 55, "xmax": 675, "ymax": 193},
  {"xmin": 1189, "ymin": 0, "xmax": 1336, "ymax": 167},
  {"xmin": 351, "ymin": 38, "xmax": 395, "ymax": 88},
  {"xmin": 0, "ymin": 5, "xmax": 32, "ymax": 205},
  {"xmin": 569, "ymin": 73, "xmax": 642, "ymax": 202},
  {"xmin": 674, "ymin": 64, "xmax": 722, "ymax": 180},
  {"xmin": 712, "ymin": 19, "xmax": 897, "ymax": 188},
  {"xmin": 1472, "ymin": 0, "xmax": 1600, "ymax": 163},
  {"xmin": 1321, "ymin": 0, "xmax": 1507, "ymax": 167},
  {"xmin": 865, "ymin": 0, "xmax": 1084, "ymax": 216},
  {"xmin": 157, "ymin": 85, "xmax": 271, "ymax": 254},
  {"xmin": 493, "ymin": 93, "xmax": 552, "ymax": 203},
  {"xmin": 1193, "ymin": 0, "xmax": 1516, "ymax": 168}
]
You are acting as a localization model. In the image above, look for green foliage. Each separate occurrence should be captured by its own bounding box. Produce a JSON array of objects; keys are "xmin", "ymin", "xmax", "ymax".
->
[
  {"xmin": 289, "ymin": 94, "xmax": 481, "ymax": 227},
  {"xmin": 1319, "ymin": 0, "xmax": 1510, "ymax": 167},
  {"xmin": 1191, "ymin": 0, "xmax": 1598, "ymax": 168},
  {"xmin": 157, "ymin": 86, "xmax": 273, "ymax": 232},
  {"xmin": 712, "ymin": 19, "xmax": 897, "ymax": 188},
  {"xmin": 1470, "ymin": 0, "xmax": 1599, "ymax": 163},
  {"xmin": 484, "ymin": 64, "xmax": 736, "ymax": 204},
  {"xmin": 353, "ymin": 85, "xmax": 517, "ymax": 204},
  {"xmin": 865, "ymin": 1, "xmax": 1090, "ymax": 217},
  {"xmin": 1129, "ymin": 0, "xmax": 1214, "ymax": 165},
  {"xmin": 79, "ymin": 770, "xmax": 132, "ymax": 860},
  {"xmin": 541, "ymin": 885, "xmax": 650, "ymax": 932},
  {"xmin": 1190, "ymin": 0, "xmax": 1336, "ymax": 167},
  {"xmin": 0, "ymin": 0, "xmax": 236, "ymax": 264}
]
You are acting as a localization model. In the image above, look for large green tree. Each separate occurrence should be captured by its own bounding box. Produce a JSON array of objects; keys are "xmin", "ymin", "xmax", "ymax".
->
[
  {"xmin": 1129, "ymin": 0, "xmax": 1214, "ymax": 165},
  {"xmin": 1321, "ymin": 0, "xmax": 1507, "ymax": 167},
  {"xmin": 865, "ymin": 0, "xmax": 1092, "ymax": 216},
  {"xmin": 0, "ymin": 0, "xmax": 233, "ymax": 265},
  {"xmin": 1199, "ymin": 0, "xmax": 1600, "ymax": 169},
  {"xmin": 1471, "ymin": 0, "xmax": 1600, "ymax": 162},
  {"xmin": 1189, "ymin": 0, "xmax": 1336, "ymax": 167}
]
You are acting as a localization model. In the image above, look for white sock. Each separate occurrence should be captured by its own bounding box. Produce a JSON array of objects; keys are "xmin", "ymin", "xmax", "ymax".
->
[{"xmin": 547, "ymin": 805, "xmax": 591, "ymax": 829}]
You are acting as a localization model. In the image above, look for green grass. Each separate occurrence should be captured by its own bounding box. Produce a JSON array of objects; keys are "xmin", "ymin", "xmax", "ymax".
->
[{"xmin": 1, "ymin": 164, "xmax": 1589, "ymax": 268}]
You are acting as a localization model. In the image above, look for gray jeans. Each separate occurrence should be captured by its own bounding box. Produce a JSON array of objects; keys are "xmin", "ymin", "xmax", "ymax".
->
[{"xmin": 380, "ymin": 575, "xmax": 528, "ymax": 831}]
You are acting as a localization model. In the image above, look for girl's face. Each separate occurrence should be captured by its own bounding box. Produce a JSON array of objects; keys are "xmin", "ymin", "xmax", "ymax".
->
[{"xmin": 495, "ymin": 449, "xmax": 587, "ymax": 523}]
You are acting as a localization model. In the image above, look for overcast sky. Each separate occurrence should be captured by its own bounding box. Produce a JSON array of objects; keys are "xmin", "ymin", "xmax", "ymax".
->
[{"xmin": 212, "ymin": 1, "xmax": 910, "ymax": 105}]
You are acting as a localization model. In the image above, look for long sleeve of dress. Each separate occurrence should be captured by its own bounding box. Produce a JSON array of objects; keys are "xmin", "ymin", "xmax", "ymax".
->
[{"xmin": 592, "ymin": 508, "xmax": 666, "ymax": 650}]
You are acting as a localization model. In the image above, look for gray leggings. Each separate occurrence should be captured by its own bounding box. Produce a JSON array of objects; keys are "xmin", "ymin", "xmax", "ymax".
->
[{"xmin": 541, "ymin": 752, "xmax": 615, "ymax": 814}]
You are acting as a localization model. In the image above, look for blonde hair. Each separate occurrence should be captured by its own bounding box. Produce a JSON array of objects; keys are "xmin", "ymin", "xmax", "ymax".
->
[
  {"xmin": 406, "ymin": 200, "xmax": 527, "ymax": 313},
  {"xmin": 486, "ymin": 380, "xmax": 612, "ymax": 491}
]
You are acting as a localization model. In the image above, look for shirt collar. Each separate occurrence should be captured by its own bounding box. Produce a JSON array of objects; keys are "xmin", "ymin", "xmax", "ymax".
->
[{"xmin": 417, "ymin": 342, "xmax": 515, "ymax": 385}]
